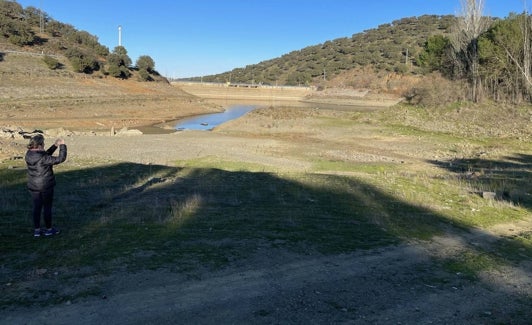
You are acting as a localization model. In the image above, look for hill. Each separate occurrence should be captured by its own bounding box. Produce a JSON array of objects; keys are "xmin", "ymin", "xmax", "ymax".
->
[
  {"xmin": 0, "ymin": 0, "xmax": 160, "ymax": 80},
  {"xmin": 188, "ymin": 15, "xmax": 456, "ymax": 86},
  {"xmin": 0, "ymin": 50, "xmax": 220, "ymax": 128},
  {"xmin": 1, "ymin": 0, "xmax": 454, "ymax": 91},
  {"xmin": 193, "ymin": 12, "xmax": 532, "ymax": 105},
  {"xmin": 3, "ymin": 1, "xmax": 531, "ymax": 109},
  {"xmin": 0, "ymin": 50, "xmax": 225, "ymax": 161},
  {"xmin": 0, "ymin": 0, "xmax": 224, "ymax": 136}
]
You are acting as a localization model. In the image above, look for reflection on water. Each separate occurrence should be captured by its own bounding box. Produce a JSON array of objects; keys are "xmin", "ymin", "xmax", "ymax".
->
[
  {"xmin": 175, "ymin": 105, "xmax": 256, "ymax": 131},
  {"xmin": 173, "ymin": 102, "xmax": 384, "ymax": 131}
]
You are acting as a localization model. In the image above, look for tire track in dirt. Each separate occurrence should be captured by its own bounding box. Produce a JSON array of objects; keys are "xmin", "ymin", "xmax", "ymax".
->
[{"xmin": 2, "ymin": 239, "xmax": 530, "ymax": 324}]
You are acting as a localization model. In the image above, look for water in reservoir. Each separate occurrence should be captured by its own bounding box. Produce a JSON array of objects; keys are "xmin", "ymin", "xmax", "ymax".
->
[{"xmin": 175, "ymin": 105, "xmax": 256, "ymax": 131}]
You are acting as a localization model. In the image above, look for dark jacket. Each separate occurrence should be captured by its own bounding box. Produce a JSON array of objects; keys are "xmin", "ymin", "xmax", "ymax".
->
[{"xmin": 25, "ymin": 144, "xmax": 67, "ymax": 192}]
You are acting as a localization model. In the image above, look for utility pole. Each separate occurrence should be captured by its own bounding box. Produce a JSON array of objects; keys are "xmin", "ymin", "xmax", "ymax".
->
[
  {"xmin": 39, "ymin": 0, "xmax": 44, "ymax": 33},
  {"xmin": 118, "ymin": 25, "xmax": 122, "ymax": 46}
]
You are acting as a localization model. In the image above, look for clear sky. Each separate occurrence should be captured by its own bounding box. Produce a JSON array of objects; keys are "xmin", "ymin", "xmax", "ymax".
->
[{"xmin": 15, "ymin": 0, "xmax": 528, "ymax": 78}]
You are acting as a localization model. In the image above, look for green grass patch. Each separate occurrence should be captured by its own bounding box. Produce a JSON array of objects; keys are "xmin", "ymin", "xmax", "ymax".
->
[
  {"xmin": 175, "ymin": 156, "xmax": 270, "ymax": 172},
  {"xmin": 312, "ymin": 159, "xmax": 399, "ymax": 174},
  {"xmin": 494, "ymin": 230, "xmax": 532, "ymax": 262},
  {"xmin": 442, "ymin": 250, "xmax": 502, "ymax": 280}
]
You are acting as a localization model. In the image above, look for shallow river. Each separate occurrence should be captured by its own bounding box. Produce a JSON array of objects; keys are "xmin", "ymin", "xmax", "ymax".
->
[{"xmin": 174, "ymin": 105, "xmax": 256, "ymax": 130}]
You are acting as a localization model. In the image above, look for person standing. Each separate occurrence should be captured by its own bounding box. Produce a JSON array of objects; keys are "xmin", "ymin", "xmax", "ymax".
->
[{"xmin": 25, "ymin": 134, "xmax": 67, "ymax": 237}]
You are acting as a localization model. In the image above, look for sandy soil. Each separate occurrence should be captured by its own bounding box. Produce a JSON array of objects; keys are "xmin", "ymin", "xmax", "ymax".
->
[{"xmin": 1, "ymin": 84, "xmax": 531, "ymax": 324}]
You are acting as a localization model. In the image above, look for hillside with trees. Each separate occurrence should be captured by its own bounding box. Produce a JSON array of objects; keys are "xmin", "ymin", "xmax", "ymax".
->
[
  {"xmin": 2, "ymin": 0, "xmax": 531, "ymax": 106},
  {"xmin": 194, "ymin": 3, "xmax": 531, "ymax": 106},
  {"xmin": 0, "ymin": 0, "xmax": 160, "ymax": 81},
  {"xmin": 195, "ymin": 15, "xmax": 456, "ymax": 86}
]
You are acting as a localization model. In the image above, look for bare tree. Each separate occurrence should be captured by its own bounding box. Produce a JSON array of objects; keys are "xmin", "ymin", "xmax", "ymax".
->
[
  {"xmin": 509, "ymin": 11, "xmax": 532, "ymax": 99},
  {"xmin": 489, "ymin": 5, "xmax": 532, "ymax": 102},
  {"xmin": 517, "ymin": 3, "xmax": 532, "ymax": 98},
  {"xmin": 452, "ymin": 0, "xmax": 491, "ymax": 102}
]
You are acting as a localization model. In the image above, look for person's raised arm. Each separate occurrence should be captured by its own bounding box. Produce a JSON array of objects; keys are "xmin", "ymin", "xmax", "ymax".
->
[{"xmin": 43, "ymin": 138, "xmax": 67, "ymax": 164}]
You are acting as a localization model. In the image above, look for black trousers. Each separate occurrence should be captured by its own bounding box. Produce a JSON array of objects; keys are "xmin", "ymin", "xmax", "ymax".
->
[{"xmin": 30, "ymin": 188, "xmax": 54, "ymax": 229}]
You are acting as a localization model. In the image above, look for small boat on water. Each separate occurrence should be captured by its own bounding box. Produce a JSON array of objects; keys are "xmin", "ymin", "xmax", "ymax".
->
[{"xmin": 200, "ymin": 122, "xmax": 208, "ymax": 126}]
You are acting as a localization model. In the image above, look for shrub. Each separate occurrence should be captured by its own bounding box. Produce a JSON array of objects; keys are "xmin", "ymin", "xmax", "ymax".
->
[
  {"xmin": 403, "ymin": 73, "xmax": 466, "ymax": 107},
  {"xmin": 136, "ymin": 55, "xmax": 155, "ymax": 73},
  {"xmin": 43, "ymin": 55, "xmax": 60, "ymax": 70},
  {"xmin": 138, "ymin": 68, "xmax": 152, "ymax": 81},
  {"xmin": 106, "ymin": 46, "xmax": 132, "ymax": 79},
  {"xmin": 65, "ymin": 48, "xmax": 99, "ymax": 73}
]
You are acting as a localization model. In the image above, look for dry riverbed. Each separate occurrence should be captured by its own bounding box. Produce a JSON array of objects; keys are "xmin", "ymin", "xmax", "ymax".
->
[{"xmin": 1, "ymin": 84, "xmax": 531, "ymax": 324}]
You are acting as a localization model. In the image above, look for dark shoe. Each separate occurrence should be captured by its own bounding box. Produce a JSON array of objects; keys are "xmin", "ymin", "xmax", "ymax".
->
[
  {"xmin": 44, "ymin": 227, "xmax": 60, "ymax": 236},
  {"xmin": 33, "ymin": 229, "xmax": 42, "ymax": 237}
]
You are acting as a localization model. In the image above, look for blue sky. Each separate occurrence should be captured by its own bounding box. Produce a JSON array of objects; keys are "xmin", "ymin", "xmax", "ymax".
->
[{"xmin": 15, "ymin": 0, "xmax": 528, "ymax": 78}]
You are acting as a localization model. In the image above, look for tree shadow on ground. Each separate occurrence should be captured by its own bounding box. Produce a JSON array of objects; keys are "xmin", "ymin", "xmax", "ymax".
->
[
  {"xmin": 427, "ymin": 153, "xmax": 532, "ymax": 211},
  {"xmin": 0, "ymin": 162, "xmax": 530, "ymax": 320}
]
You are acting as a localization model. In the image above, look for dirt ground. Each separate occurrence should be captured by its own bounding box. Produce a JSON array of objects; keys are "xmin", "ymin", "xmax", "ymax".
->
[
  {"xmin": 3, "ymin": 237, "xmax": 531, "ymax": 325},
  {"xmin": 1, "ymin": 82, "xmax": 531, "ymax": 324}
]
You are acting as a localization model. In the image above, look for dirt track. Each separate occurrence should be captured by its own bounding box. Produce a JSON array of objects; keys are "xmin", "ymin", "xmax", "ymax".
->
[{"xmin": 3, "ymin": 231, "xmax": 530, "ymax": 324}]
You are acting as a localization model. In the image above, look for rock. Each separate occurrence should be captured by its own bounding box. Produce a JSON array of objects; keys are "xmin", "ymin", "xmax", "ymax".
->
[
  {"xmin": 0, "ymin": 126, "xmax": 25, "ymax": 139},
  {"xmin": 481, "ymin": 192, "xmax": 496, "ymax": 200},
  {"xmin": 45, "ymin": 127, "xmax": 74, "ymax": 138},
  {"xmin": 115, "ymin": 127, "xmax": 143, "ymax": 136}
]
